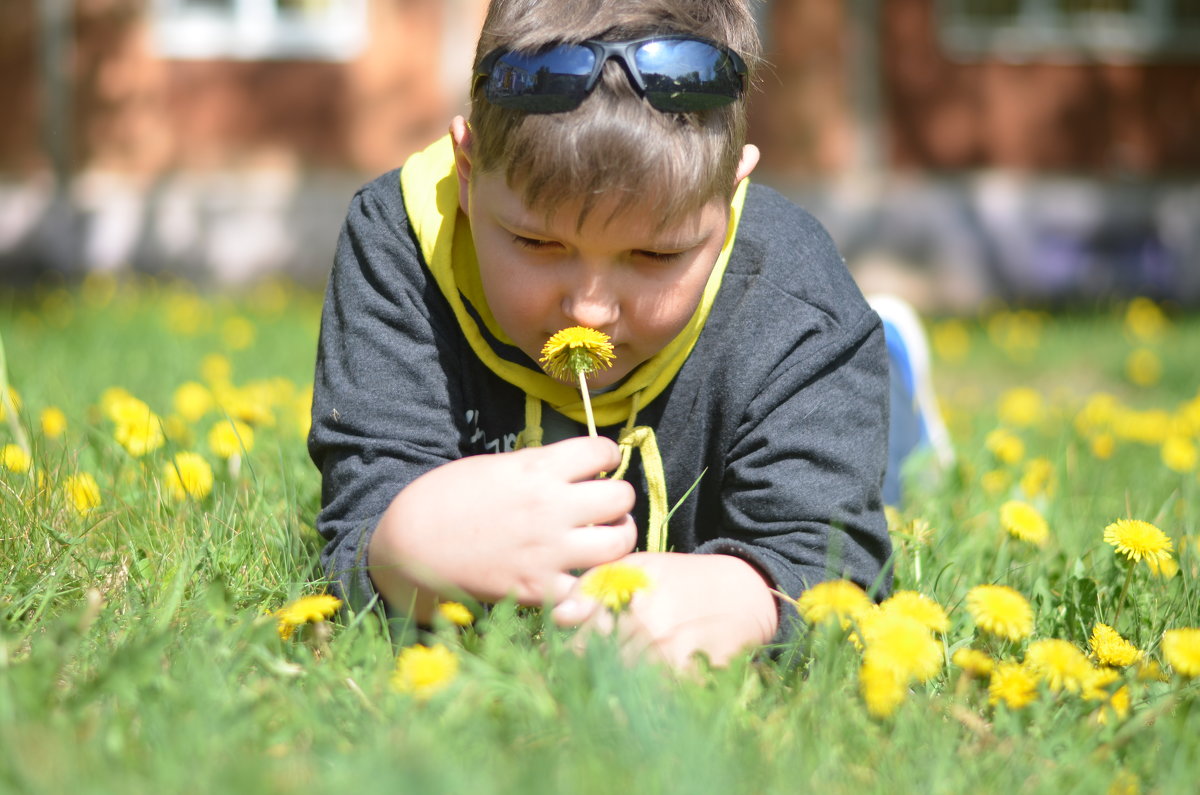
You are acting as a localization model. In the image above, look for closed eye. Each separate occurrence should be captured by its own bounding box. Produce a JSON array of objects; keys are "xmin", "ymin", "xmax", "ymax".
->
[
  {"xmin": 512, "ymin": 234, "xmax": 561, "ymax": 252},
  {"xmin": 633, "ymin": 249, "xmax": 684, "ymax": 263}
]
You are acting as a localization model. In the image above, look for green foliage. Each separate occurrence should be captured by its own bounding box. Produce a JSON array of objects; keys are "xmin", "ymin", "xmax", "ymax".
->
[{"xmin": 1, "ymin": 281, "xmax": 1198, "ymax": 794}]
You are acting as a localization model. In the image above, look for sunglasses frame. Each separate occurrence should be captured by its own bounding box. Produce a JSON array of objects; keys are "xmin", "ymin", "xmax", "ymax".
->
[{"xmin": 473, "ymin": 34, "xmax": 748, "ymax": 113}]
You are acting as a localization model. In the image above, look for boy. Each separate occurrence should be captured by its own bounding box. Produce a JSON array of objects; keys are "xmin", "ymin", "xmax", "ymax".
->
[{"xmin": 310, "ymin": 0, "xmax": 900, "ymax": 669}]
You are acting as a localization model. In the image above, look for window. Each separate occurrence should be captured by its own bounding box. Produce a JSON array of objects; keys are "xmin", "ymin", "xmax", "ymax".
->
[
  {"xmin": 152, "ymin": 0, "xmax": 369, "ymax": 61},
  {"xmin": 937, "ymin": 0, "xmax": 1200, "ymax": 59}
]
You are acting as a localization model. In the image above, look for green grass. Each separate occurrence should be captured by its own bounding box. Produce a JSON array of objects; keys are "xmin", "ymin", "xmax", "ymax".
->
[{"xmin": 1, "ymin": 278, "xmax": 1198, "ymax": 794}]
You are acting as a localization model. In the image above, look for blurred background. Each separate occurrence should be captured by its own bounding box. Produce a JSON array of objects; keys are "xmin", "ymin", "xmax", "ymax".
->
[{"xmin": 1, "ymin": 0, "xmax": 1198, "ymax": 311}]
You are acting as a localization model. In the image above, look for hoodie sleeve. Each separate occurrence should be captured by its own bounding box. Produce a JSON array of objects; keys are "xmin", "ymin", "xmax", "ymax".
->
[{"xmin": 308, "ymin": 170, "xmax": 467, "ymax": 608}]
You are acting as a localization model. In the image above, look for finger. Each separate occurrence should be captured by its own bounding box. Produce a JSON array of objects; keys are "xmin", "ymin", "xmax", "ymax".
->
[
  {"xmin": 566, "ymin": 478, "xmax": 636, "ymax": 525},
  {"xmin": 559, "ymin": 516, "xmax": 638, "ymax": 570},
  {"xmin": 532, "ymin": 436, "xmax": 622, "ymax": 481}
]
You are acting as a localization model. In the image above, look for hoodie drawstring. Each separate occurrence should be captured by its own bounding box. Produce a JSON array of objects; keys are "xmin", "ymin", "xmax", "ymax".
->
[{"xmin": 515, "ymin": 391, "xmax": 669, "ymax": 553}]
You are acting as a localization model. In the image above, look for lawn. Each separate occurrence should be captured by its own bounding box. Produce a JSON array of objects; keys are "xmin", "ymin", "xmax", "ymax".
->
[{"xmin": 1, "ymin": 277, "xmax": 1197, "ymax": 794}]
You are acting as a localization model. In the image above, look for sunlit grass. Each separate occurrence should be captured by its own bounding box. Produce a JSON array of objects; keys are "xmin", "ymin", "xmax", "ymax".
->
[{"xmin": 1, "ymin": 278, "xmax": 1197, "ymax": 794}]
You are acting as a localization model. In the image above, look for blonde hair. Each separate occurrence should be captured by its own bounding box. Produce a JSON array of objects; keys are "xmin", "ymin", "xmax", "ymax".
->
[{"xmin": 468, "ymin": 0, "xmax": 760, "ymax": 227}]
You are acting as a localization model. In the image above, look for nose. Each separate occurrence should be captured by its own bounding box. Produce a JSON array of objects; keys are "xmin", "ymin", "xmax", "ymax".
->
[{"xmin": 560, "ymin": 271, "xmax": 619, "ymax": 330}]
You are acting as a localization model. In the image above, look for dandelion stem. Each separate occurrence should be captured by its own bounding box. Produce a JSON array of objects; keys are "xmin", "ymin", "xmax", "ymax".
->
[
  {"xmin": 577, "ymin": 369, "xmax": 597, "ymax": 438},
  {"xmin": 1112, "ymin": 562, "xmax": 1135, "ymax": 628}
]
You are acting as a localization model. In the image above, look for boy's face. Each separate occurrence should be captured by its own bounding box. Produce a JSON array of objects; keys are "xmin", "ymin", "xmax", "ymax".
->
[{"xmin": 461, "ymin": 168, "xmax": 733, "ymax": 389}]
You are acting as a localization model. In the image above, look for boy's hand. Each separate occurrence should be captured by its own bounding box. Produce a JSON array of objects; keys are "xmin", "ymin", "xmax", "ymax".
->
[
  {"xmin": 551, "ymin": 552, "xmax": 780, "ymax": 670},
  {"xmin": 369, "ymin": 436, "xmax": 637, "ymax": 617}
]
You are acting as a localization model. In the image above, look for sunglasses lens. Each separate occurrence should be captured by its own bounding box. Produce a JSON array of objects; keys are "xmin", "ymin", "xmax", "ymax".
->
[
  {"xmin": 485, "ymin": 45, "xmax": 596, "ymax": 112},
  {"xmin": 634, "ymin": 39, "xmax": 743, "ymax": 112}
]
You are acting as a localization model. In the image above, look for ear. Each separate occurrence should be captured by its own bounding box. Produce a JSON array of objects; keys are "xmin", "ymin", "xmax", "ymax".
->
[
  {"xmin": 450, "ymin": 115, "xmax": 473, "ymax": 215},
  {"xmin": 735, "ymin": 144, "xmax": 760, "ymax": 184}
]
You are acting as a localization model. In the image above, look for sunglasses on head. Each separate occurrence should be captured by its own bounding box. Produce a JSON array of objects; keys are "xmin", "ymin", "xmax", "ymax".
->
[{"xmin": 473, "ymin": 34, "xmax": 748, "ymax": 114}]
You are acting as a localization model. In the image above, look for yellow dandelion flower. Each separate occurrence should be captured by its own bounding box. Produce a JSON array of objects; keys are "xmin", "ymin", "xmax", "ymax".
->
[
  {"xmin": 109, "ymin": 395, "xmax": 165, "ymax": 457},
  {"xmin": 1135, "ymin": 659, "xmax": 1168, "ymax": 682},
  {"xmin": 208, "ymin": 419, "xmax": 255, "ymax": 459},
  {"xmin": 1108, "ymin": 768, "xmax": 1140, "ymax": 795},
  {"xmin": 163, "ymin": 452, "xmax": 214, "ymax": 501},
  {"xmin": 1090, "ymin": 433, "xmax": 1116, "ymax": 460},
  {"xmin": 437, "ymin": 601, "xmax": 474, "ymax": 627},
  {"xmin": 859, "ymin": 660, "xmax": 907, "ymax": 718},
  {"xmin": 40, "ymin": 407, "xmax": 68, "ymax": 439},
  {"xmin": 1019, "ymin": 457, "xmax": 1055, "ymax": 498},
  {"xmin": 201, "ymin": 353, "xmax": 233, "ymax": 385},
  {"xmin": 1094, "ymin": 685, "xmax": 1131, "ymax": 726},
  {"xmin": 221, "ymin": 316, "xmax": 256, "ymax": 351},
  {"xmin": 0, "ymin": 386, "xmax": 20, "ymax": 424},
  {"xmin": 999, "ymin": 500, "xmax": 1049, "ymax": 547},
  {"xmin": 879, "ymin": 591, "xmax": 950, "ymax": 633},
  {"xmin": 998, "ymin": 387, "xmax": 1044, "ymax": 428},
  {"xmin": 859, "ymin": 611, "xmax": 943, "ymax": 683},
  {"xmin": 1162, "ymin": 627, "xmax": 1200, "ymax": 678},
  {"xmin": 1146, "ymin": 554, "xmax": 1179, "ymax": 579},
  {"xmin": 951, "ymin": 647, "xmax": 995, "ymax": 677},
  {"xmin": 966, "ymin": 584, "xmax": 1034, "ymax": 642},
  {"xmin": 981, "ymin": 469, "xmax": 1012, "ymax": 496},
  {"xmin": 985, "ymin": 428, "xmax": 1025, "ymax": 466},
  {"xmin": 392, "ymin": 643, "xmax": 460, "ymax": 699},
  {"xmin": 1025, "ymin": 638, "xmax": 1094, "ymax": 694},
  {"xmin": 1124, "ymin": 296, "xmax": 1167, "ymax": 342},
  {"xmin": 99, "ymin": 387, "xmax": 135, "ymax": 422},
  {"xmin": 1089, "ymin": 623, "xmax": 1142, "ymax": 668},
  {"xmin": 1125, "ymin": 347, "xmax": 1161, "ymax": 387},
  {"xmin": 988, "ymin": 660, "xmax": 1038, "ymax": 709},
  {"xmin": 173, "ymin": 381, "xmax": 214, "ymax": 423},
  {"xmin": 538, "ymin": 326, "xmax": 615, "ymax": 382},
  {"xmin": 64, "ymin": 472, "xmax": 102, "ymax": 516},
  {"xmin": 1161, "ymin": 435, "xmax": 1197, "ymax": 473},
  {"xmin": 275, "ymin": 594, "xmax": 342, "ymax": 640},
  {"xmin": 931, "ymin": 318, "xmax": 969, "ymax": 363},
  {"xmin": 581, "ymin": 562, "xmax": 651, "ymax": 612},
  {"xmin": 1103, "ymin": 518, "xmax": 1173, "ymax": 567},
  {"xmin": 1081, "ymin": 665, "xmax": 1121, "ymax": 701},
  {"xmin": 796, "ymin": 579, "xmax": 873, "ymax": 628},
  {"xmin": 2, "ymin": 443, "xmax": 31, "ymax": 474}
]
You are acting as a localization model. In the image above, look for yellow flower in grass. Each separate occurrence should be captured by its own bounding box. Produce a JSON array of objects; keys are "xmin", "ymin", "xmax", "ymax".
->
[
  {"xmin": 1161, "ymin": 435, "xmax": 1197, "ymax": 473},
  {"xmin": 966, "ymin": 584, "xmax": 1034, "ymax": 642},
  {"xmin": 276, "ymin": 594, "xmax": 342, "ymax": 640},
  {"xmin": 1162, "ymin": 628, "xmax": 1200, "ymax": 678},
  {"xmin": 0, "ymin": 386, "xmax": 21, "ymax": 422},
  {"xmin": 1094, "ymin": 685, "xmax": 1131, "ymax": 726},
  {"xmin": 1124, "ymin": 296, "xmax": 1167, "ymax": 342},
  {"xmin": 64, "ymin": 472, "xmax": 101, "ymax": 516},
  {"xmin": 173, "ymin": 381, "xmax": 214, "ymax": 423},
  {"xmin": 859, "ymin": 660, "xmax": 907, "ymax": 718},
  {"xmin": 1089, "ymin": 623, "xmax": 1142, "ymax": 668},
  {"xmin": 163, "ymin": 452, "xmax": 214, "ymax": 501},
  {"xmin": 208, "ymin": 419, "xmax": 255, "ymax": 458},
  {"xmin": 1025, "ymin": 638, "xmax": 1094, "ymax": 693},
  {"xmin": 1090, "ymin": 433, "xmax": 1116, "ymax": 460},
  {"xmin": 1145, "ymin": 555, "xmax": 1179, "ymax": 579},
  {"xmin": 858, "ymin": 611, "xmax": 943, "ymax": 683},
  {"xmin": 538, "ymin": 326, "xmax": 615, "ymax": 382},
  {"xmin": 796, "ymin": 579, "xmax": 873, "ymax": 628},
  {"xmin": 110, "ymin": 396, "xmax": 165, "ymax": 457},
  {"xmin": 437, "ymin": 601, "xmax": 474, "ymax": 627},
  {"xmin": 200, "ymin": 353, "xmax": 233, "ymax": 386},
  {"xmin": 581, "ymin": 562, "xmax": 651, "ymax": 612},
  {"xmin": 1081, "ymin": 664, "xmax": 1120, "ymax": 701},
  {"xmin": 988, "ymin": 660, "xmax": 1038, "ymax": 709},
  {"xmin": 2, "ymin": 444, "xmax": 31, "ymax": 474},
  {"xmin": 392, "ymin": 643, "xmax": 459, "ymax": 699},
  {"xmin": 980, "ymin": 469, "xmax": 1012, "ymax": 497},
  {"xmin": 952, "ymin": 648, "xmax": 995, "ymax": 677},
  {"xmin": 1019, "ymin": 457, "xmax": 1055, "ymax": 498},
  {"xmin": 997, "ymin": 387, "xmax": 1044, "ymax": 428},
  {"xmin": 879, "ymin": 591, "xmax": 950, "ymax": 633},
  {"xmin": 985, "ymin": 428, "xmax": 1025, "ymax": 466},
  {"xmin": 1103, "ymin": 518, "xmax": 1173, "ymax": 568},
  {"xmin": 999, "ymin": 500, "xmax": 1049, "ymax": 547},
  {"xmin": 40, "ymin": 407, "xmax": 68, "ymax": 439},
  {"xmin": 1125, "ymin": 347, "xmax": 1161, "ymax": 387}
]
